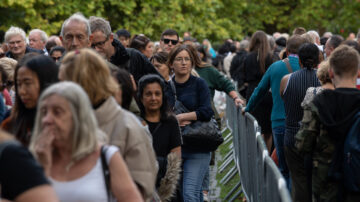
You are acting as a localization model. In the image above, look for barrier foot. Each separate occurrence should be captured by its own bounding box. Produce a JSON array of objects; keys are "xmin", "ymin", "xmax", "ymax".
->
[
  {"xmin": 219, "ymin": 154, "xmax": 234, "ymax": 173},
  {"xmin": 229, "ymin": 189, "xmax": 243, "ymax": 202},
  {"xmin": 224, "ymin": 181, "xmax": 242, "ymax": 200},
  {"xmin": 224, "ymin": 136, "xmax": 233, "ymax": 145},
  {"xmin": 223, "ymin": 149, "xmax": 234, "ymax": 160},
  {"xmin": 224, "ymin": 131, "xmax": 232, "ymax": 141},
  {"xmin": 220, "ymin": 166, "xmax": 237, "ymax": 184}
]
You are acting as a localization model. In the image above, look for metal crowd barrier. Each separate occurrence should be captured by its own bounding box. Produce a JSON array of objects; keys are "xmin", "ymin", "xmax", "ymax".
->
[{"xmin": 220, "ymin": 95, "xmax": 291, "ymax": 202}]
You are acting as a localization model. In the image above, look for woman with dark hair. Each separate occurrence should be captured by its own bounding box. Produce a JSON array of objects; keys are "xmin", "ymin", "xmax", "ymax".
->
[
  {"xmin": 130, "ymin": 35, "xmax": 154, "ymax": 58},
  {"xmin": 1, "ymin": 54, "xmax": 59, "ymax": 146},
  {"xmin": 196, "ymin": 46, "xmax": 209, "ymax": 63},
  {"xmin": 150, "ymin": 51, "xmax": 171, "ymax": 81},
  {"xmin": 112, "ymin": 68, "xmax": 135, "ymax": 110},
  {"xmin": 168, "ymin": 45, "xmax": 214, "ymax": 201},
  {"xmin": 243, "ymin": 30, "xmax": 275, "ymax": 151},
  {"xmin": 49, "ymin": 46, "xmax": 65, "ymax": 62},
  {"xmin": 280, "ymin": 43, "xmax": 321, "ymax": 202},
  {"xmin": 137, "ymin": 74, "xmax": 182, "ymax": 201}
]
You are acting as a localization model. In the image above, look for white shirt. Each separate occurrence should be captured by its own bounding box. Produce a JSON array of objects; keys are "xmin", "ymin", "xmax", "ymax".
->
[{"xmin": 50, "ymin": 145, "xmax": 118, "ymax": 202}]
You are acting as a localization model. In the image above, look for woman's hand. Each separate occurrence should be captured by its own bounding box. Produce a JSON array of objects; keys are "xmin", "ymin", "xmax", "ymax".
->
[
  {"xmin": 34, "ymin": 127, "xmax": 55, "ymax": 176},
  {"xmin": 176, "ymin": 113, "xmax": 192, "ymax": 127}
]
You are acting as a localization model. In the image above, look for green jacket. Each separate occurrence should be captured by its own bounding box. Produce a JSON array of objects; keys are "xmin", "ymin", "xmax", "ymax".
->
[{"xmin": 195, "ymin": 65, "xmax": 235, "ymax": 99}]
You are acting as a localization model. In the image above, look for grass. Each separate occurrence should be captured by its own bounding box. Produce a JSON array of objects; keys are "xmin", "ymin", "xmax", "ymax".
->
[{"xmin": 213, "ymin": 128, "xmax": 243, "ymax": 201}]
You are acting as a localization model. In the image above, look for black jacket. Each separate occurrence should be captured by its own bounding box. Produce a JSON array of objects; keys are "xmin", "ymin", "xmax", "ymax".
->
[
  {"xmin": 110, "ymin": 39, "xmax": 160, "ymax": 83},
  {"xmin": 5, "ymin": 46, "xmax": 43, "ymax": 59},
  {"xmin": 313, "ymin": 88, "xmax": 360, "ymax": 139}
]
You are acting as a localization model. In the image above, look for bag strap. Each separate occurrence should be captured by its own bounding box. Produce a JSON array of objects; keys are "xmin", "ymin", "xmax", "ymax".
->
[
  {"xmin": 100, "ymin": 145, "xmax": 111, "ymax": 202},
  {"xmin": 283, "ymin": 58, "xmax": 293, "ymax": 73},
  {"xmin": 169, "ymin": 79, "xmax": 178, "ymax": 101}
]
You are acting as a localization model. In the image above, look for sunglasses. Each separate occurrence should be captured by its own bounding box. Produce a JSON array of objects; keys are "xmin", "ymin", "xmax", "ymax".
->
[
  {"xmin": 163, "ymin": 38, "xmax": 178, "ymax": 45},
  {"xmin": 52, "ymin": 56, "xmax": 61, "ymax": 61}
]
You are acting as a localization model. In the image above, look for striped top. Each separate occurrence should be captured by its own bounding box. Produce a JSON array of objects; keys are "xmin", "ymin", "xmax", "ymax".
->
[{"xmin": 283, "ymin": 68, "xmax": 321, "ymax": 147}]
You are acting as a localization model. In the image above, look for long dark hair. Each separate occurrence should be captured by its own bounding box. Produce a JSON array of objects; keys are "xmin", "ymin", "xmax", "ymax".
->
[
  {"xmin": 249, "ymin": 31, "xmax": 271, "ymax": 73},
  {"xmin": 12, "ymin": 54, "xmax": 59, "ymax": 146},
  {"xmin": 137, "ymin": 74, "xmax": 171, "ymax": 122}
]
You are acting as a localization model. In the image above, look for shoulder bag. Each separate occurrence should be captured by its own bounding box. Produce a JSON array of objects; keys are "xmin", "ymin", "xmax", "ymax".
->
[{"xmin": 169, "ymin": 79, "xmax": 223, "ymax": 151}]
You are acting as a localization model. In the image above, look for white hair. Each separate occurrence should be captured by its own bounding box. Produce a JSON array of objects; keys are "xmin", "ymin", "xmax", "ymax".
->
[
  {"xmin": 4, "ymin": 26, "xmax": 26, "ymax": 43},
  {"xmin": 307, "ymin": 30, "xmax": 320, "ymax": 42},
  {"xmin": 30, "ymin": 81, "xmax": 105, "ymax": 164},
  {"xmin": 60, "ymin": 13, "xmax": 91, "ymax": 38},
  {"xmin": 29, "ymin": 29, "xmax": 48, "ymax": 42}
]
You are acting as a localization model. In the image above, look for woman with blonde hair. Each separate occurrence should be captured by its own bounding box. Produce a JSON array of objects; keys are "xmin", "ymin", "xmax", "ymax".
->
[
  {"xmin": 301, "ymin": 59, "xmax": 334, "ymax": 107},
  {"xmin": 59, "ymin": 48, "xmax": 157, "ymax": 201},
  {"xmin": 29, "ymin": 81, "xmax": 142, "ymax": 202}
]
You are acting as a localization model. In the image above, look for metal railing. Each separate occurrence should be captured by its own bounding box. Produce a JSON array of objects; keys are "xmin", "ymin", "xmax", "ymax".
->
[{"xmin": 219, "ymin": 95, "xmax": 291, "ymax": 202}]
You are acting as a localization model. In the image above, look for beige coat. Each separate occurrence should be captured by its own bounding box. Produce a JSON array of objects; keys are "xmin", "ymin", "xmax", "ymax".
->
[{"xmin": 95, "ymin": 97, "xmax": 157, "ymax": 201}]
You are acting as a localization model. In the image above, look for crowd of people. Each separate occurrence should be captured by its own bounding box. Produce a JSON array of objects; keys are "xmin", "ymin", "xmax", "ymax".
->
[{"xmin": 0, "ymin": 12, "xmax": 359, "ymax": 202}]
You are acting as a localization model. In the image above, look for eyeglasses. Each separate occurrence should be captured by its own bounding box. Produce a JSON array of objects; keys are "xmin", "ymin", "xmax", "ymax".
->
[
  {"xmin": 91, "ymin": 37, "xmax": 109, "ymax": 49},
  {"xmin": 52, "ymin": 56, "xmax": 61, "ymax": 61},
  {"xmin": 163, "ymin": 38, "xmax": 178, "ymax": 45},
  {"xmin": 174, "ymin": 57, "xmax": 191, "ymax": 63}
]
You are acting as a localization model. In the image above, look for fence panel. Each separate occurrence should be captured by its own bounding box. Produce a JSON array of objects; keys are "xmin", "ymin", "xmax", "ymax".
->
[{"xmin": 224, "ymin": 95, "xmax": 291, "ymax": 202}]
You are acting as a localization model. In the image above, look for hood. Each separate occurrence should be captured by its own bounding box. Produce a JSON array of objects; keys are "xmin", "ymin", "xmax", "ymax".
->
[
  {"xmin": 312, "ymin": 88, "xmax": 360, "ymax": 139},
  {"xmin": 110, "ymin": 38, "xmax": 130, "ymax": 67}
]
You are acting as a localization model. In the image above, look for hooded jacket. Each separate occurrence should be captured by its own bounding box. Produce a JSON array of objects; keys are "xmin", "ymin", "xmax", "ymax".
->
[{"xmin": 295, "ymin": 88, "xmax": 360, "ymax": 199}]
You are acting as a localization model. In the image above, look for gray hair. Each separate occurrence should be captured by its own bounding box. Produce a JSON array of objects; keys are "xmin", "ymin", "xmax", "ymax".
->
[
  {"xmin": 239, "ymin": 39, "xmax": 249, "ymax": 50},
  {"xmin": 29, "ymin": 29, "xmax": 48, "ymax": 42},
  {"xmin": 60, "ymin": 13, "xmax": 91, "ymax": 38},
  {"xmin": 268, "ymin": 35, "xmax": 275, "ymax": 50},
  {"xmin": 4, "ymin": 26, "xmax": 26, "ymax": 43},
  {"xmin": 30, "ymin": 81, "xmax": 103, "ymax": 164},
  {"xmin": 89, "ymin": 16, "xmax": 112, "ymax": 37}
]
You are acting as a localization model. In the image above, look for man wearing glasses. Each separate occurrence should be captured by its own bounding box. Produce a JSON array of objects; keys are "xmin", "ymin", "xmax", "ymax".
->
[
  {"xmin": 159, "ymin": 29, "xmax": 179, "ymax": 53},
  {"xmin": 89, "ymin": 16, "xmax": 159, "ymax": 82}
]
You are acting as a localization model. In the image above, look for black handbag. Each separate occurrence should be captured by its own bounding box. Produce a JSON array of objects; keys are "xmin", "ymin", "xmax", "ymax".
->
[{"xmin": 170, "ymin": 79, "xmax": 223, "ymax": 151}]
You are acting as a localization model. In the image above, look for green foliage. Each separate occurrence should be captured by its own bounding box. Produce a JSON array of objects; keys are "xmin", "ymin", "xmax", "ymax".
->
[{"xmin": 0, "ymin": 0, "xmax": 359, "ymax": 43}]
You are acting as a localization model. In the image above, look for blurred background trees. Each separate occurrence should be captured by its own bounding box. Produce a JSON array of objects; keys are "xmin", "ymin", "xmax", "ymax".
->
[{"xmin": 1, "ymin": 0, "xmax": 359, "ymax": 43}]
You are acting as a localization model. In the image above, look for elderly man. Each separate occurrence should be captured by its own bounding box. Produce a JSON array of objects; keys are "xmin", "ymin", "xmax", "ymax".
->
[
  {"xmin": 59, "ymin": 13, "xmax": 91, "ymax": 52},
  {"xmin": 89, "ymin": 16, "xmax": 159, "ymax": 82},
  {"xmin": 29, "ymin": 29, "xmax": 48, "ymax": 55},
  {"xmin": 159, "ymin": 29, "xmax": 179, "ymax": 53},
  {"xmin": 88, "ymin": 16, "xmax": 158, "ymax": 201},
  {"xmin": 4, "ymin": 26, "xmax": 41, "ymax": 61}
]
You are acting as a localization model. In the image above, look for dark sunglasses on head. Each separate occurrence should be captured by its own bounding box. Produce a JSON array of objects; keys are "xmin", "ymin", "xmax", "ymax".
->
[{"xmin": 163, "ymin": 38, "xmax": 178, "ymax": 45}]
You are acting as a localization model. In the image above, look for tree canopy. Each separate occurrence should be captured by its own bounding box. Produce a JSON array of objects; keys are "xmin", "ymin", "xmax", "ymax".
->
[{"xmin": 1, "ymin": 0, "xmax": 359, "ymax": 42}]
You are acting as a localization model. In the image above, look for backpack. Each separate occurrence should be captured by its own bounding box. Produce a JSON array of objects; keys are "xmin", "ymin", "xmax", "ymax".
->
[{"xmin": 343, "ymin": 111, "xmax": 360, "ymax": 192}]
